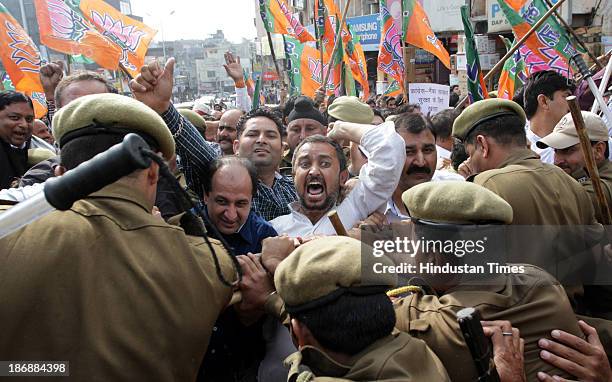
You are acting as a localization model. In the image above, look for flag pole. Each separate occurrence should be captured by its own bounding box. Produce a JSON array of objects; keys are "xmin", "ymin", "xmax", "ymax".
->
[
  {"xmin": 265, "ymin": 30, "xmax": 286, "ymax": 92},
  {"xmin": 65, "ymin": 54, "xmax": 71, "ymax": 75},
  {"xmin": 455, "ymin": 0, "xmax": 565, "ymax": 109},
  {"xmin": 401, "ymin": 38, "xmax": 408, "ymax": 101},
  {"xmin": 314, "ymin": 1, "xmax": 325, "ymax": 79},
  {"xmin": 118, "ymin": 63, "xmax": 133, "ymax": 81},
  {"xmin": 321, "ymin": 0, "xmax": 352, "ymax": 93},
  {"xmin": 543, "ymin": 0, "xmax": 603, "ymax": 70}
]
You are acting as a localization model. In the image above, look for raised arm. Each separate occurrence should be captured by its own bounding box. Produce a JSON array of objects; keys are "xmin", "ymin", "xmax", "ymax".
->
[{"xmin": 130, "ymin": 58, "xmax": 221, "ymax": 197}]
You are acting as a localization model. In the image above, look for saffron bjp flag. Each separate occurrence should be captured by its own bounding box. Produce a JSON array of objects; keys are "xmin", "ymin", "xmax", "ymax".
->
[
  {"xmin": 284, "ymin": 36, "xmax": 331, "ymax": 97},
  {"xmin": 244, "ymin": 69, "xmax": 255, "ymax": 97},
  {"xmin": 0, "ymin": 4, "xmax": 43, "ymax": 92},
  {"xmin": 258, "ymin": 0, "xmax": 315, "ymax": 43},
  {"xmin": 68, "ymin": 0, "xmax": 157, "ymax": 76},
  {"xmin": 498, "ymin": 38, "xmax": 529, "ymax": 100},
  {"xmin": 518, "ymin": 43, "xmax": 570, "ymax": 77},
  {"xmin": 34, "ymin": 0, "xmax": 121, "ymax": 70},
  {"xmin": 496, "ymin": 0, "xmax": 579, "ymax": 74},
  {"xmin": 26, "ymin": 91, "xmax": 48, "ymax": 119},
  {"xmin": 461, "ymin": 5, "xmax": 488, "ymax": 103},
  {"xmin": 402, "ymin": 0, "xmax": 450, "ymax": 69},
  {"xmin": 343, "ymin": 25, "xmax": 369, "ymax": 100},
  {"xmin": 378, "ymin": 0, "xmax": 405, "ymax": 93}
]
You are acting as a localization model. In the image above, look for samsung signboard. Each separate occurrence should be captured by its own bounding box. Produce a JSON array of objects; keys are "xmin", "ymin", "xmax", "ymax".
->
[{"xmin": 346, "ymin": 13, "xmax": 380, "ymax": 52}]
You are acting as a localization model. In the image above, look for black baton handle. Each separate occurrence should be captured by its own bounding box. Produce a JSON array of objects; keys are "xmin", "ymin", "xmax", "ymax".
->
[
  {"xmin": 572, "ymin": 53, "xmax": 591, "ymax": 79},
  {"xmin": 457, "ymin": 307, "xmax": 501, "ymax": 382},
  {"xmin": 44, "ymin": 133, "xmax": 152, "ymax": 210}
]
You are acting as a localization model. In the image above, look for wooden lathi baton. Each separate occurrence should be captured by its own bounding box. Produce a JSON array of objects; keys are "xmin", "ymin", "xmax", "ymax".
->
[
  {"xmin": 566, "ymin": 95, "xmax": 612, "ymax": 227},
  {"xmin": 327, "ymin": 210, "xmax": 348, "ymax": 236}
]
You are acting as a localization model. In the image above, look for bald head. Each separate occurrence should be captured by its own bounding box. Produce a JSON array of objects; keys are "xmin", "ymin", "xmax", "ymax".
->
[
  {"xmin": 32, "ymin": 119, "xmax": 54, "ymax": 145},
  {"xmin": 217, "ymin": 109, "xmax": 244, "ymax": 155}
]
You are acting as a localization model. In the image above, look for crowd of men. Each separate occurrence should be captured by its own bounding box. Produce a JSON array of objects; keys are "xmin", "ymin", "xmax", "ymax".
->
[{"xmin": 1, "ymin": 51, "xmax": 612, "ymax": 382}]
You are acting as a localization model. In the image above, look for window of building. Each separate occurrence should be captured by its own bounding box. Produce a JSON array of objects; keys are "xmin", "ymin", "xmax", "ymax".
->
[
  {"xmin": 120, "ymin": 1, "xmax": 131, "ymax": 15},
  {"xmin": 207, "ymin": 70, "xmax": 216, "ymax": 78}
]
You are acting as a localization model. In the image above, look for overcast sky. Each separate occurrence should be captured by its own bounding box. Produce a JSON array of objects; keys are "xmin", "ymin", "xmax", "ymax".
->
[{"xmin": 130, "ymin": 0, "xmax": 258, "ymax": 43}]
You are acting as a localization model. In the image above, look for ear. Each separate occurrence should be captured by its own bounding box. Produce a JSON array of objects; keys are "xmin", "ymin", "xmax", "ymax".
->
[
  {"xmin": 203, "ymin": 191, "xmax": 210, "ymax": 204},
  {"xmin": 233, "ymin": 139, "xmax": 240, "ymax": 154},
  {"xmin": 537, "ymin": 94, "xmax": 550, "ymax": 111},
  {"xmin": 476, "ymin": 135, "xmax": 490, "ymax": 158},
  {"xmin": 290, "ymin": 318, "xmax": 309, "ymax": 349},
  {"xmin": 54, "ymin": 165, "xmax": 66, "ymax": 176},
  {"xmin": 146, "ymin": 161, "xmax": 159, "ymax": 186},
  {"xmin": 339, "ymin": 168, "xmax": 350, "ymax": 185},
  {"xmin": 594, "ymin": 141, "xmax": 607, "ymax": 162}
]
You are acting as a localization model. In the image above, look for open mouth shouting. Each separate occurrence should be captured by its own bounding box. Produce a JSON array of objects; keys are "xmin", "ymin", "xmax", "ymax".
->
[{"xmin": 304, "ymin": 176, "xmax": 327, "ymax": 205}]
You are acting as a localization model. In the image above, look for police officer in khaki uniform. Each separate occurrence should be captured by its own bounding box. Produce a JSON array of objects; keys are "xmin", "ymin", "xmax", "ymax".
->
[
  {"xmin": 537, "ymin": 111, "xmax": 612, "ymax": 224},
  {"xmin": 452, "ymin": 98, "xmax": 600, "ymax": 227},
  {"xmin": 452, "ymin": 99, "xmax": 603, "ymax": 309},
  {"xmin": 0, "ymin": 93, "xmax": 237, "ymax": 381},
  {"xmin": 393, "ymin": 181, "xmax": 583, "ymax": 382},
  {"xmin": 272, "ymin": 236, "xmax": 450, "ymax": 381}
]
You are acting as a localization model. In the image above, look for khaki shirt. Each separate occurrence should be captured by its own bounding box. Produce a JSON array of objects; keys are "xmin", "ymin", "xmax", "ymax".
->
[
  {"xmin": 474, "ymin": 148, "xmax": 599, "ymax": 226},
  {"xmin": 579, "ymin": 160, "xmax": 612, "ymax": 224},
  {"xmin": 394, "ymin": 265, "xmax": 582, "ymax": 382},
  {"xmin": 0, "ymin": 182, "xmax": 235, "ymax": 381},
  {"xmin": 285, "ymin": 331, "xmax": 449, "ymax": 381},
  {"xmin": 473, "ymin": 149, "xmax": 603, "ymax": 301}
]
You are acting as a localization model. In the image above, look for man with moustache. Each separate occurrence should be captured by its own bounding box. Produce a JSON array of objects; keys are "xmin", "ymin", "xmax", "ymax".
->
[
  {"xmin": 536, "ymin": 111, "xmax": 612, "ymax": 224},
  {"xmin": 130, "ymin": 58, "xmax": 297, "ymax": 220},
  {"xmin": 385, "ymin": 113, "xmax": 463, "ymax": 222},
  {"xmin": 0, "ymin": 91, "xmax": 35, "ymax": 188},
  {"xmin": 217, "ymin": 109, "xmax": 243, "ymax": 156},
  {"xmin": 270, "ymin": 112, "xmax": 405, "ymax": 237}
]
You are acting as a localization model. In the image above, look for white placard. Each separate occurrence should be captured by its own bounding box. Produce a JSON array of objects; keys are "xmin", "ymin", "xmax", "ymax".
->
[{"xmin": 408, "ymin": 83, "xmax": 450, "ymax": 116}]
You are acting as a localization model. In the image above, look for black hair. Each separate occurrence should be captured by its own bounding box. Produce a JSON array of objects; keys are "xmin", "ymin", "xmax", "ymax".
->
[
  {"xmin": 0, "ymin": 90, "xmax": 33, "ymax": 111},
  {"xmin": 523, "ymin": 70, "xmax": 576, "ymax": 119},
  {"xmin": 294, "ymin": 293, "xmax": 395, "ymax": 355},
  {"xmin": 431, "ymin": 109, "xmax": 458, "ymax": 140},
  {"xmin": 60, "ymin": 132, "xmax": 157, "ymax": 170},
  {"xmin": 394, "ymin": 112, "xmax": 436, "ymax": 140},
  {"xmin": 464, "ymin": 114, "xmax": 527, "ymax": 147},
  {"xmin": 512, "ymin": 86, "xmax": 525, "ymax": 109},
  {"xmin": 372, "ymin": 108, "xmax": 384, "ymax": 122},
  {"xmin": 451, "ymin": 139, "xmax": 469, "ymax": 171},
  {"xmin": 450, "ymin": 85, "xmax": 459, "ymax": 91},
  {"xmin": 203, "ymin": 156, "xmax": 258, "ymax": 197},
  {"xmin": 236, "ymin": 107, "xmax": 285, "ymax": 137},
  {"xmin": 292, "ymin": 135, "xmax": 347, "ymax": 172}
]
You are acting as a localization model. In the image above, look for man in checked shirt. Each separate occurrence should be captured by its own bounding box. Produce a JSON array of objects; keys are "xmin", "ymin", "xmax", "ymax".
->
[{"xmin": 130, "ymin": 58, "xmax": 297, "ymax": 221}]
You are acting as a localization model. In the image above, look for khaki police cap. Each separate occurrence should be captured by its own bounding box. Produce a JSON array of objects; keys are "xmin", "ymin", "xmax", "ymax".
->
[
  {"xmin": 27, "ymin": 148, "xmax": 55, "ymax": 167},
  {"xmin": 452, "ymin": 98, "xmax": 526, "ymax": 141},
  {"xmin": 328, "ymin": 96, "xmax": 374, "ymax": 124},
  {"xmin": 274, "ymin": 236, "xmax": 397, "ymax": 313},
  {"xmin": 178, "ymin": 108, "xmax": 206, "ymax": 134},
  {"xmin": 536, "ymin": 111, "xmax": 609, "ymax": 150},
  {"xmin": 402, "ymin": 181, "xmax": 513, "ymax": 224},
  {"xmin": 52, "ymin": 93, "xmax": 175, "ymax": 159}
]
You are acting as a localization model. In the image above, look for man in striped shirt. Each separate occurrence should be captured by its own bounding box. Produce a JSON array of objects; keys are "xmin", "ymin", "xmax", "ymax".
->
[{"xmin": 130, "ymin": 58, "xmax": 297, "ymax": 221}]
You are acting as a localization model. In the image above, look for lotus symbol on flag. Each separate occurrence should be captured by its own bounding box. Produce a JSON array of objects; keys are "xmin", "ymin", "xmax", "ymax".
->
[
  {"xmin": 91, "ymin": 10, "xmax": 145, "ymax": 52},
  {"xmin": 48, "ymin": 0, "xmax": 87, "ymax": 41},
  {"xmin": 5, "ymin": 21, "xmax": 40, "ymax": 72}
]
